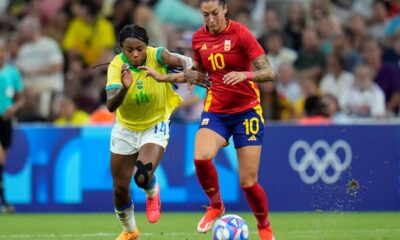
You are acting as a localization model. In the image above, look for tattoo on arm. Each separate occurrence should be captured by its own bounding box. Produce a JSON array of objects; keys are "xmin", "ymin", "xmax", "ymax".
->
[{"xmin": 251, "ymin": 55, "xmax": 275, "ymax": 82}]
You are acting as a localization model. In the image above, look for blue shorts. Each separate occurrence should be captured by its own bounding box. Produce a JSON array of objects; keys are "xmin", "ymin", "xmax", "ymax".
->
[{"xmin": 199, "ymin": 108, "xmax": 264, "ymax": 148}]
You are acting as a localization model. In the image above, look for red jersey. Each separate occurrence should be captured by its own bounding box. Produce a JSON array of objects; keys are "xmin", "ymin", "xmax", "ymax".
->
[{"xmin": 192, "ymin": 20, "xmax": 265, "ymax": 114}]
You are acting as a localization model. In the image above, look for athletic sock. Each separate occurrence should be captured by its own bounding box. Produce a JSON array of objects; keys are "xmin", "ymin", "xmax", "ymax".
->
[
  {"xmin": 144, "ymin": 175, "xmax": 158, "ymax": 197},
  {"xmin": 194, "ymin": 159, "xmax": 222, "ymax": 209},
  {"xmin": 242, "ymin": 182, "xmax": 270, "ymax": 228},
  {"xmin": 115, "ymin": 202, "xmax": 137, "ymax": 232}
]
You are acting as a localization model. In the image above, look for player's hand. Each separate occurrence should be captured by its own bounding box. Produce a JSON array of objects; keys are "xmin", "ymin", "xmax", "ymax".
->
[
  {"xmin": 223, "ymin": 71, "xmax": 247, "ymax": 85},
  {"xmin": 184, "ymin": 70, "xmax": 211, "ymax": 88},
  {"xmin": 137, "ymin": 66, "xmax": 166, "ymax": 82},
  {"xmin": 3, "ymin": 105, "xmax": 17, "ymax": 120},
  {"xmin": 121, "ymin": 64, "xmax": 133, "ymax": 90}
]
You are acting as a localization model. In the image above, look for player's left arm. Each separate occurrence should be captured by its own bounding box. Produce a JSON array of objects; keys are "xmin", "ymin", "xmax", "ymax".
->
[
  {"xmin": 250, "ymin": 54, "xmax": 276, "ymax": 82},
  {"xmin": 160, "ymin": 49, "xmax": 193, "ymax": 70}
]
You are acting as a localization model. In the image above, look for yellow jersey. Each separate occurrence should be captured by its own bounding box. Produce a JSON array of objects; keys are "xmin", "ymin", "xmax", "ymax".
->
[{"xmin": 106, "ymin": 47, "xmax": 183, "ymax": 131}]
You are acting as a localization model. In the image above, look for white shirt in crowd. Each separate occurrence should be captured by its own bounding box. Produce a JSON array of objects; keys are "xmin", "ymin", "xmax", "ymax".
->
[
  {"xmin": 339, "ymin": 83, "xmax": 386, "ymax": 118},
  {"xmin": 16, "ymin": 36, "xmax": 64, "ymax": 93},
  {"xmin": 320, "ymin": 71, "xmax": 354, "ymax": 102}
]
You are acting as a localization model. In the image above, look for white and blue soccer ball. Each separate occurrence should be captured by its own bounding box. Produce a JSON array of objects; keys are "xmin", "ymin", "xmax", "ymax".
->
[{"xmin": 212, "ymin": 214, "xmax": 249, "ymax": 240}]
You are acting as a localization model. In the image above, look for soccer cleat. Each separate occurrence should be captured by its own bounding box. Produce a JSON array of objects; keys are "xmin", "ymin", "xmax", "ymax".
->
[
  {"xmin": 258, "ymin": 225, "xmax": 275, "ymax": 240},
  {"xmin": 0, "ymin": 204, "xmax": 15, "ymax": 214},
  {"xmin": 115, "ymin": 229, "xmax": 140, "ymax": 240},
  {"xmin": 146, "ymin": 184, "xmax": 161, "ymax": 223},
  {"xmin": 197, "ymin": 204, "xmax": 225, "ymax": 233}
]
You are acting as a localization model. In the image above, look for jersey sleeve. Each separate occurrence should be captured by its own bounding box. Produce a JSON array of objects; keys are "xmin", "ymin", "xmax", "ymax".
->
[
  {"xmin": 238, "ymin": 25, "xmax": 265, "ymax": 62},
  {"xmin": 106, "ymin": 57, "xmax": 123, "ymax": 90}
]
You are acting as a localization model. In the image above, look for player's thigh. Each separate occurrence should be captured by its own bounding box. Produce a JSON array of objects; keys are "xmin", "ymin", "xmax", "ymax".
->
[
  {"xmin": 195, "ymin": 112, "xmax": 230, "ymax": 159},
  {"xmin": 236, "ymin": 145, "xmax": 262, "ymax": 187},
  {"xmin": 137, "ymin": 143, "xmax": 164, "ymax": 175},
  {"xmin": 194, "ymin": 128, "xmax": 227, "ymax": 159},
  {"xmin": 137, "ymin": 120, "xmax": 170, "ymax": 172},
  {"xmin": 110, "ymin": 152, "xmax": 138, "ymax": 187}
]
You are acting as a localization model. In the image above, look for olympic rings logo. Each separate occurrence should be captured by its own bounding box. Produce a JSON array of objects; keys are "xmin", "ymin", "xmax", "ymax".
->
[{"xmin": 289, "ymin": 140, "xmax": 352, "ymax": 184}]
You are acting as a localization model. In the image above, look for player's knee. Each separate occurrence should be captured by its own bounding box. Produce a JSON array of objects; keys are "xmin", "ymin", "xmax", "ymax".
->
[
  {"xmin": 113, "ymin": 183, "xmax": 129, "ymax": 199},
  {"xmin": 134, "ymin": 160, "xmax": 153, "ymax": 189},
  {"xmin": 239, "ymin": 177, "xmax": 257, "ymax": 188}
]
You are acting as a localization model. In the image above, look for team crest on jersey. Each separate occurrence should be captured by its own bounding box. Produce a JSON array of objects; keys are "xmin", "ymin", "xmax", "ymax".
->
[
  {"xmin": 201, "ymin": 118, "xmax": 210, "ymax": 126},
  {"xmin": 224, "ymin": 40, "xmax": 231, "ymax": 51},
  {"xmin": 136, "ymin": 80, "xmax": 143, "ymax": 90},
  {"xmin": 201, "ymin": 44, "xmax": 207, "ymax": 50}
]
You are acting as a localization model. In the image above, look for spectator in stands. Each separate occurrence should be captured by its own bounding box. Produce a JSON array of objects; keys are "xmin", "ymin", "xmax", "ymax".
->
[
  {"xmin": 320, "ymin": 53, "xmax": 354, "ymax": 102},
  {"xmin": 0, "ymin": 39, "xmax": 24, "ymax": 213},
  {"xmin": 347, "ymin": 13, "xmax": 368, "ymax": 50},
  {"xmin": 362, "ymin": 37, "xmax": 400, "ymax": 115},
  {"xmin": 294, "ymin": 70, "xmax": 321, "ymax": 118},
  {"xmin": 293, "ymin": 28, "xmax": 325, "ymax": 73},
  {"xmin": 284, "ymin": 2, "xmax": 307, "ymax": 51},
  {"xmin": 298, "ymin": 95, "xmax": 332, "ymax": 125},
  {"xmin": 264, "ymin": 30, "xmax": 297, "ymax": 72},
  {"xmin": 383, "ymin": 30, "xmax": 400, "ymax": 69},
  {"xmin": 260, "ymin": 81, "xmax": 294, "ymax": 121},
  {"xmin": 16, "ymin": 16, "xmax": 64, "ymax": 121},
  {"xmin": 331, "ymin": 27, "xmax": 362, "ymax": 72},
  {"xmin": 340, "ymin": 65, "xmax": 386, "ymax": 118},
  {"xmin": 276, "ymin": 61, "xmax": 301, "ymax": 105},
  {"xmin": 54, "ymin": 96, "xmax": 89, "ymax": 126},
  {"xmin": 321, "ymin": 94, "xmax": 350, "ymax": 124},
  {"xmin": 63, "ymin": 0, "xmax": 115, "ymax": 66},
  {"xmin": 89, "ymin": 89, "xmax": 115, "ymax": 125},
  {"xmin": 132, "ymin": 3, "xmax": 167, "ymax": 47},
  {"xmin": 368, "ymin": 0, "xmax": 390, "ymax": 41}
]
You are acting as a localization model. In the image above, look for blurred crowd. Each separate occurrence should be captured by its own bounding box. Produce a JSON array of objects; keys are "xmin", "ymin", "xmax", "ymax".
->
[{"xmin": 1, "ymin": 0, "xmax": 400, "ymax": 125}]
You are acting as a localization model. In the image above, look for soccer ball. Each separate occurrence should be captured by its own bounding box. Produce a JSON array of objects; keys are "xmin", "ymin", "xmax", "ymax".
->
[{"xmin": 212, "ymin": 214, "xmax": 249, "ymax": 240}]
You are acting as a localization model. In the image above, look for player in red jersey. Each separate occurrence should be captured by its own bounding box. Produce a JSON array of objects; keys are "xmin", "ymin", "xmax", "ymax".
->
[{"xmin": 184, "ymin": 0, "xmax": 276, "ymax": 239}]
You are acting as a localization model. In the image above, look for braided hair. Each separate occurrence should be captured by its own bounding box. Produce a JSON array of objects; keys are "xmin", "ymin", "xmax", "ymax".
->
[{"xmin": 118, "ymin": 24, "xmax": 149, "ymax": 47}]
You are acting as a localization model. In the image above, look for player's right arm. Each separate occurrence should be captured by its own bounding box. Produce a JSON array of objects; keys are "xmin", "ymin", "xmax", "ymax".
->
[
  {"xmin": 106, "ymin": 64, "xmax": 132, "ymax": 112},
  {"xmin": 184, "ymin": 61, "xmax": 210, "ymax": 88}
]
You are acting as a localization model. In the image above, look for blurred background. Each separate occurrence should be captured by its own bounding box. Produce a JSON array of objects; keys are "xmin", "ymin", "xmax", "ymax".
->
[{"xmin": 1, "ymin": 0, "xmax": 400, "ymax": 216}]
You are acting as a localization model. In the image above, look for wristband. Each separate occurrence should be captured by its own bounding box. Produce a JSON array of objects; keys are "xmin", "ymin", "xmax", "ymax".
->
[{"xmin": 245, "ymin": 71, "xmax": 254, "ymax": 80}]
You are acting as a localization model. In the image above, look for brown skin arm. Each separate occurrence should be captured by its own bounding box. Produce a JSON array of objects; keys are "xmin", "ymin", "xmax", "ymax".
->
[
  {"xmin": 160, "ymin": 49, "xmax": 193, "ymax": 70},
  {"xmin": 106, "ymin": 64, "xmax": 132, "ymax": 112},
  {"xmin": 3, "ymin": 91, "xmax": 24, "ymax": 120}
]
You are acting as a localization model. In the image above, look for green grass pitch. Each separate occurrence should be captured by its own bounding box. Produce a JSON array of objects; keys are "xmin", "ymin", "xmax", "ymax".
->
[{"xmin": 0, "ymin": 212, "xmax": 399, "ymax": 239}]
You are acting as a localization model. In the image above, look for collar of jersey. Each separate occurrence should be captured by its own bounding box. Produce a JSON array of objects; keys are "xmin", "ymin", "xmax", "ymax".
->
[{"xmin": 121, "ymin": 53, "xmax": 142, "ymax": 73}]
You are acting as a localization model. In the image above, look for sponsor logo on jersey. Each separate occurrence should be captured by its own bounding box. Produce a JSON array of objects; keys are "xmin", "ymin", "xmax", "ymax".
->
[
  {"xmin": 201, "ymin": 44, "xmax": 207, "ymax": 50},
  {"xmin": 224, "ymin": 40, "xmax": 231, "ymax": 51}
]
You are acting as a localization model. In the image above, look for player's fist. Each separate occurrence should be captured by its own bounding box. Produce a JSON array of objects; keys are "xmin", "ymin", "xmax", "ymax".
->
[
  {"xmin": 121, "ymin": 64, "xmax": 133, "ymax": 90},
  {"xmin": 184, "ymin": 70, "xmax": 211, "ymax": 88}
]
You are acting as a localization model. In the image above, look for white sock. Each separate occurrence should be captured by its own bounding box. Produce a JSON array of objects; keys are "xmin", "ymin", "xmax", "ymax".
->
[
  {"xmin": 115, "ymin": 203, "xmax": 137, "ymax": 232},
  {"xmin": 144, "ymin": 183, "xmax": 159, "ymax": 198}
]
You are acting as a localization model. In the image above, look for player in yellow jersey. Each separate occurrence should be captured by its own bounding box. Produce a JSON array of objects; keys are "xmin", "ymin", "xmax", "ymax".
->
[{"xmin": 106, "ymin": 24, "xmax": 208, "ymax": 240}]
